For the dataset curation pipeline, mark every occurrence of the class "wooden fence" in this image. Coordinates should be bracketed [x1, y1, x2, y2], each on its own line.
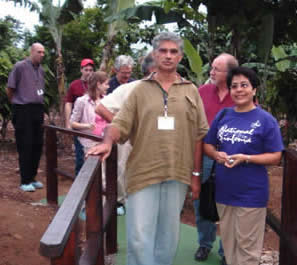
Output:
[265, 149, 297, 265]
[279, 149, 297, 264]
[40, 125, 118, 265]
[39, 124, 297, 265]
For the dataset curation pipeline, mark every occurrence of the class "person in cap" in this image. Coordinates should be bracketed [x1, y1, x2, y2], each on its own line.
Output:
[64, 58, 95, 175]
[6, 43, 45, 192]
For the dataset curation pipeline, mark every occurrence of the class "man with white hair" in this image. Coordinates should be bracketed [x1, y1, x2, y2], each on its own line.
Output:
[6, 43, 45, 192]
[87, 32, 208, 265]
[107, 55, 135, 94]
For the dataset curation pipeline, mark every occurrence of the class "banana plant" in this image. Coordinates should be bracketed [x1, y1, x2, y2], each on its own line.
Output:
[183, 38, 203, 85]
[38, 0, 83, 105]
[100, 0, 135, 71]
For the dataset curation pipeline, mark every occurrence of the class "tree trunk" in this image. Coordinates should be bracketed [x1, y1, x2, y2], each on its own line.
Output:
[56, 50, 66, 127]
[99, 39, 114, 72]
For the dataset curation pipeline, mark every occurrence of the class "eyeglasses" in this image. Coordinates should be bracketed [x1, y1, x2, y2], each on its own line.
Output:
[210, 67, 227, 73]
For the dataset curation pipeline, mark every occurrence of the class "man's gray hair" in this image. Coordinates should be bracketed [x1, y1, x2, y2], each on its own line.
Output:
[152, 32, 184, 53]
[114, 55, 135, 71]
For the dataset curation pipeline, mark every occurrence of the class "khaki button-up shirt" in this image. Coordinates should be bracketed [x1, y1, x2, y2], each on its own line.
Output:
[112, 74, 209, 194]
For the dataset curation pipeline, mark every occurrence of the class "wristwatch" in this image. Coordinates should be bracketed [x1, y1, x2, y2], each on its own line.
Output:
[192, 171, 201, 177]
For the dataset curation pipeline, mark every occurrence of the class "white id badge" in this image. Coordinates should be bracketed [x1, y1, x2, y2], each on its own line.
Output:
[158, 116, 175, 130]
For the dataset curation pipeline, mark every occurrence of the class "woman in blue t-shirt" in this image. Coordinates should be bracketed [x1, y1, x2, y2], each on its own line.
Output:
[203, 66, 284, 265]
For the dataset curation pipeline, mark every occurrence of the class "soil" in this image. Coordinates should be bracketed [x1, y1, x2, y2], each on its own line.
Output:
[0, 121, 282, 265]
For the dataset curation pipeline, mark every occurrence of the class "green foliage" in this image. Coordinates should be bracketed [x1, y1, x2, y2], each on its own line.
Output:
[268, 70, 297, 145]
[105, 1, 191, 27]
[263, 44, 297, 144]
[271, 46, 291, 72]
[62, 7, 107, 81]
[183, 38, 203, 84]
[0, 53, 13, 104]
[0, 16, 28, 138]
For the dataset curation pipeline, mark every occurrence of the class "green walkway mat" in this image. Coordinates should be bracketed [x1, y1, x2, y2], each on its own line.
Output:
[116, 216, 221, 265]
[41, 196, 221, 264]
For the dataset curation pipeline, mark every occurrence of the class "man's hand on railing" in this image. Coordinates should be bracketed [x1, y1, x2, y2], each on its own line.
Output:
[86, 143, 112, 161]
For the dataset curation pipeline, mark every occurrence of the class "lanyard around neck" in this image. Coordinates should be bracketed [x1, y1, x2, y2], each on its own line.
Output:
[156, 82, 169, 117]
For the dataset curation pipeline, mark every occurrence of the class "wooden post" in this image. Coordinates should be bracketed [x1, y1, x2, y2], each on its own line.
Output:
[86, 162, 104, 265]
[46, 127, 58, 205]
[280, 149, 297, 265]
[51, 220, 79, 265]
[105, 145, 118, 254]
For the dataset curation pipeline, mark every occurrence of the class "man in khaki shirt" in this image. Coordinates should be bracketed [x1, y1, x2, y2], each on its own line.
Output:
[87, 32, 208, 265]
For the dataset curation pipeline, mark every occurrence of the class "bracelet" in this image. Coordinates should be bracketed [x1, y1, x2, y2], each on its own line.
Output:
[246, 155, 251, 164]
[192, 171, 200, 177]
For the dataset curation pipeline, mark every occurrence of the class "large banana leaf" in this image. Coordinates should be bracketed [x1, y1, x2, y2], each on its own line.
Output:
[107, 0, 135, 35]
[99, 0, 135, 70]
[105, 4, 190, 27]
[271, 46, 290, 72]
[257, 13, 274, 64]
[183, 38, 203, 84]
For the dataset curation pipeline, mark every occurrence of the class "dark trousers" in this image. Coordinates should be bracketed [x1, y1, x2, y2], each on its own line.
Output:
[74, 136, 84, 175]
[12, 104, 44, 185]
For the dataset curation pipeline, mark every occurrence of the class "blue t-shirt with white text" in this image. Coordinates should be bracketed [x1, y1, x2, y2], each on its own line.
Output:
[204, 107, 284, 207]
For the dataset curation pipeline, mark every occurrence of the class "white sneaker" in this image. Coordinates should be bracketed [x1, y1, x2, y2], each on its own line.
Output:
[20, 184, 36, 192]
[117, 205, 125, 216]
[31, 181, 44, 189]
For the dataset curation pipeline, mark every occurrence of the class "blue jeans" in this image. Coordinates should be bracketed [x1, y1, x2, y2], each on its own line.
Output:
[194, 155, 224, 257]
[126, 180, 188, 265]
[74, 136, 84, 176]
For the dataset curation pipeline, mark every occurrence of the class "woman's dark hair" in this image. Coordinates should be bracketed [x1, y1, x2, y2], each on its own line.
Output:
[226, 66, 260, 90]
[88, 71, 108, 101]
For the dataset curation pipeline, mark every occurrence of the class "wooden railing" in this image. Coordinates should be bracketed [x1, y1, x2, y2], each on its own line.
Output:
[280, 149, 297, 264]
[40, 125, 297, 265]
[40, 125, 118, 265]
[265, 149, 297, 265]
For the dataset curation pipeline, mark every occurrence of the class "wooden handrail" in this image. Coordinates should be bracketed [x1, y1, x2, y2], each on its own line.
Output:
[40, 125, 117, 265]
[44, 124, 104, 141]
[40, 156, 101, 257]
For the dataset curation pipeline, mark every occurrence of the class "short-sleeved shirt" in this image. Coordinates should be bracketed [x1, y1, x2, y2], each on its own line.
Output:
[70, 94, 107, 151]
[65, 79, 88, 104]
[204, 107, 284, 208]
[7, 59, 45, 104]
[100, 80, 141, 113]
[107, 76, 134, 94]
[199, 84, 234, 125]
[111, 74, 209, 194]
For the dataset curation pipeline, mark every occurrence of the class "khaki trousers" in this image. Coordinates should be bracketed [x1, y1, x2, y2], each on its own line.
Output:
[117, 141, 132, 203]
[216, 203, 266, 265]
